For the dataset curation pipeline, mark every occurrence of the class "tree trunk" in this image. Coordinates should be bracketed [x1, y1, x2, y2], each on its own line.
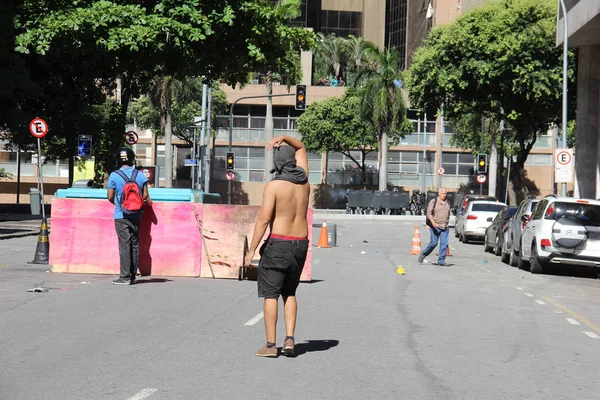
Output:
[265, 71, 274, 182]
[164, 110, 173, 188]
[321, 152, 328, 184]
[489, 132, 498, 197]
[378, 133, 388, 191]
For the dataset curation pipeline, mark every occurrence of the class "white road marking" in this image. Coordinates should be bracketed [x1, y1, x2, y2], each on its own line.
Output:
[583, 331, 599, 339]
[244, 312, 264, 326]
[535, 300, 546, 305]
[566, 318, 580, 325]
[554, 310, 563, 314]
[485, 269, 491, 273]
[313, 259, 321, 265]
[127, 388, 158, 400]
[515, 287, 524, 291]
[524, 293, 534, 297]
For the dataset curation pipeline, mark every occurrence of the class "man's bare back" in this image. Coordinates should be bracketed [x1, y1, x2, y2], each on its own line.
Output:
[268, 180, 310, 238]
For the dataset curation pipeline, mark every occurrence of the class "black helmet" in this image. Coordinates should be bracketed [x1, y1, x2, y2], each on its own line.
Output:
[118, 146, 135, 165]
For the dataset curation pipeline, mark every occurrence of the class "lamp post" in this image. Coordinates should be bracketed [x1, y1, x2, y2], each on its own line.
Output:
[559, 0, 568, 197]
[228, 93, 295, 204]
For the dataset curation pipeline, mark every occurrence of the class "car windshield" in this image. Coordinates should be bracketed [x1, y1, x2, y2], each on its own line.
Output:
[471, 203, 505, 213]
[545, 202, 600, 227]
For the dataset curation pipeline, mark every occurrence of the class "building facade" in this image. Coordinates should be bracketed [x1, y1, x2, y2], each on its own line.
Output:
[0, 0, 560, 206]
[557, 0, 600, 199]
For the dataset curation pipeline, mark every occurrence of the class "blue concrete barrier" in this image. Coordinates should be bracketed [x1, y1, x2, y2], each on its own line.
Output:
[54, 188, 221, 203]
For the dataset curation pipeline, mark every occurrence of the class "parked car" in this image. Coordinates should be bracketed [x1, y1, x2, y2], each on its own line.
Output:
[484, 205, 518, 256]
[454, 195, 498, 237]
[501, 196, 539, 265]
[519, 196, 600, 274]
[455, 200, 507, 244]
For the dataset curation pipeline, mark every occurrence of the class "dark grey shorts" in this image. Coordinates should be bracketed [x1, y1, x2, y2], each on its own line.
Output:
[257, 238, 309, 298]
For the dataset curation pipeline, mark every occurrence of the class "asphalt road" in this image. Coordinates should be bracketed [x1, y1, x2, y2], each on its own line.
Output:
[0, 219, 598, 400]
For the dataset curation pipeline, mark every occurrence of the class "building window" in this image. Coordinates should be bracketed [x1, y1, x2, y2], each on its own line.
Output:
[386, 0, 408, 69]
[320, 10, 362, 37]
[525, 154, 552, 166]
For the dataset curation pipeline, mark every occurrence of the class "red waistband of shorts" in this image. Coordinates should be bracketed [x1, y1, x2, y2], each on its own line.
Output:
[270, 234, 308, 241]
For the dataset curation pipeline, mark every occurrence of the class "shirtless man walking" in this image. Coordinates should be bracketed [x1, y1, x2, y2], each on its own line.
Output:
[245, 135, 310, 358]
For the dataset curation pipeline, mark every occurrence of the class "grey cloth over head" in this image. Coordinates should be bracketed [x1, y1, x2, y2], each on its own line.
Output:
[270, 145, 307, 184]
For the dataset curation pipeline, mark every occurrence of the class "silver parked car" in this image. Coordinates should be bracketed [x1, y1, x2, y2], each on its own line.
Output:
[501, 196, 539, 266]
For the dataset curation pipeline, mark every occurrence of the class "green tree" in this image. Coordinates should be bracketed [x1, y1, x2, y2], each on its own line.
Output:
[354, 48, 412, 191]
[14, 0, 315, 182]
[296, 91, 378, 184]
[407, 0, 576, 202]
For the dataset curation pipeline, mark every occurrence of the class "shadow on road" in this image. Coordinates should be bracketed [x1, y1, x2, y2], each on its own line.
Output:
[538, 265, 600, 280]
[294, 339, 339, 356]
[302, 279, 324, 284]
[134, 278, 173, 284]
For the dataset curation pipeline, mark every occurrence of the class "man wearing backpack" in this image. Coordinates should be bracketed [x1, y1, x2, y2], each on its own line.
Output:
[107, 147, 152, 285]
[418, 188, 451, 266]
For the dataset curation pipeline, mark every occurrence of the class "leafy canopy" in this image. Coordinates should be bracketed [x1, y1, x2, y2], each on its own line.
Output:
[297, 90, 377, 158]
[16, 0, 315, 88]
[407, 0, 575, 165]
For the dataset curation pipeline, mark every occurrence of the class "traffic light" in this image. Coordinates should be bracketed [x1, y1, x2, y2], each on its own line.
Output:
[226, 152, 235, 170]
[295, 84, 306, 110]
[476, 154, 488, 174]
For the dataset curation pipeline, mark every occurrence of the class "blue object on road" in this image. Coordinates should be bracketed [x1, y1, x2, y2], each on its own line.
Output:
[483, 259, 488, 263]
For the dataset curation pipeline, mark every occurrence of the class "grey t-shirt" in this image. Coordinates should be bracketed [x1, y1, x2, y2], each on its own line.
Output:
[426, 198, 451, 229]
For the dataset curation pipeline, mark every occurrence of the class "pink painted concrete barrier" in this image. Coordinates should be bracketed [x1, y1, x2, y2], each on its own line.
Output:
[200, 204, 312, 281]
[50, 198, 202, 277]
[49, 198, 312, 281]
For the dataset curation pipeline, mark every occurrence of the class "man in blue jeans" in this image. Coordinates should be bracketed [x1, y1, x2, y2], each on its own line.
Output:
[418, 188, 451, 266]
[107, 147, 152, 285]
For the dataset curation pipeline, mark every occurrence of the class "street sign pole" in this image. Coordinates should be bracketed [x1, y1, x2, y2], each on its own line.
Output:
[30, 118, 48, 220]
[37, 138, 45, 220]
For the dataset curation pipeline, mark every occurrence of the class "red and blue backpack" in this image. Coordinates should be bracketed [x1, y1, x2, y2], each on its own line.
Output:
[115, 169, 144, 214]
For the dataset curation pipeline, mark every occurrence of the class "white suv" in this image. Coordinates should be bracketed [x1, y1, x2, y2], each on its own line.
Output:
[519, 196, 600, 273]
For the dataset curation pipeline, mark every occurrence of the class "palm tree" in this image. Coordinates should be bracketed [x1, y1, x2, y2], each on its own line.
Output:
[314, 33, 346, 81]
[354, 48, 410, 191]
[345, 35, 377, 85]
[150, 76, 191, 188]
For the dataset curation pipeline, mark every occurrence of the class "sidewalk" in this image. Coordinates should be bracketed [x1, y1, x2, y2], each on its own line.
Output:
[0, 214, 47, 240]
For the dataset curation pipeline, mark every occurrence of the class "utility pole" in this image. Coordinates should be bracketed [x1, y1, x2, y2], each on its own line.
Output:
[198, 83, 208, 190]
[480, 116, 485, 195]
[438, 106, 444, 191]
[204, 86, 212, 193]
[559, 0, 569, 197]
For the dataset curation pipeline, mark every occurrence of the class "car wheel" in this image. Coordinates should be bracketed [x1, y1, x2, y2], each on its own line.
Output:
[517, 242, 529, 270]
[494, 236, 501, 256]
[530, 244, 546, 274]
[509, 248, 516, 267]
[484, 233, 491, 252]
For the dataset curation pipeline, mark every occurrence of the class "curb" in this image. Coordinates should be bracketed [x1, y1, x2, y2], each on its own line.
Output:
[0, 231, 39, 240]
[313, 214, 457, 223]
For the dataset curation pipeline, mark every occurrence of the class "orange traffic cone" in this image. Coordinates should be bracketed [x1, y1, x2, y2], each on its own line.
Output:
[410, 226, 421, 255]
[437, 246, 453, 256]
[317, 220, 331, 248]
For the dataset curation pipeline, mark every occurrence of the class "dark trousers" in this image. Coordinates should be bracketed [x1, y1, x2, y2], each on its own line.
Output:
[115, 218, 140, 280]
